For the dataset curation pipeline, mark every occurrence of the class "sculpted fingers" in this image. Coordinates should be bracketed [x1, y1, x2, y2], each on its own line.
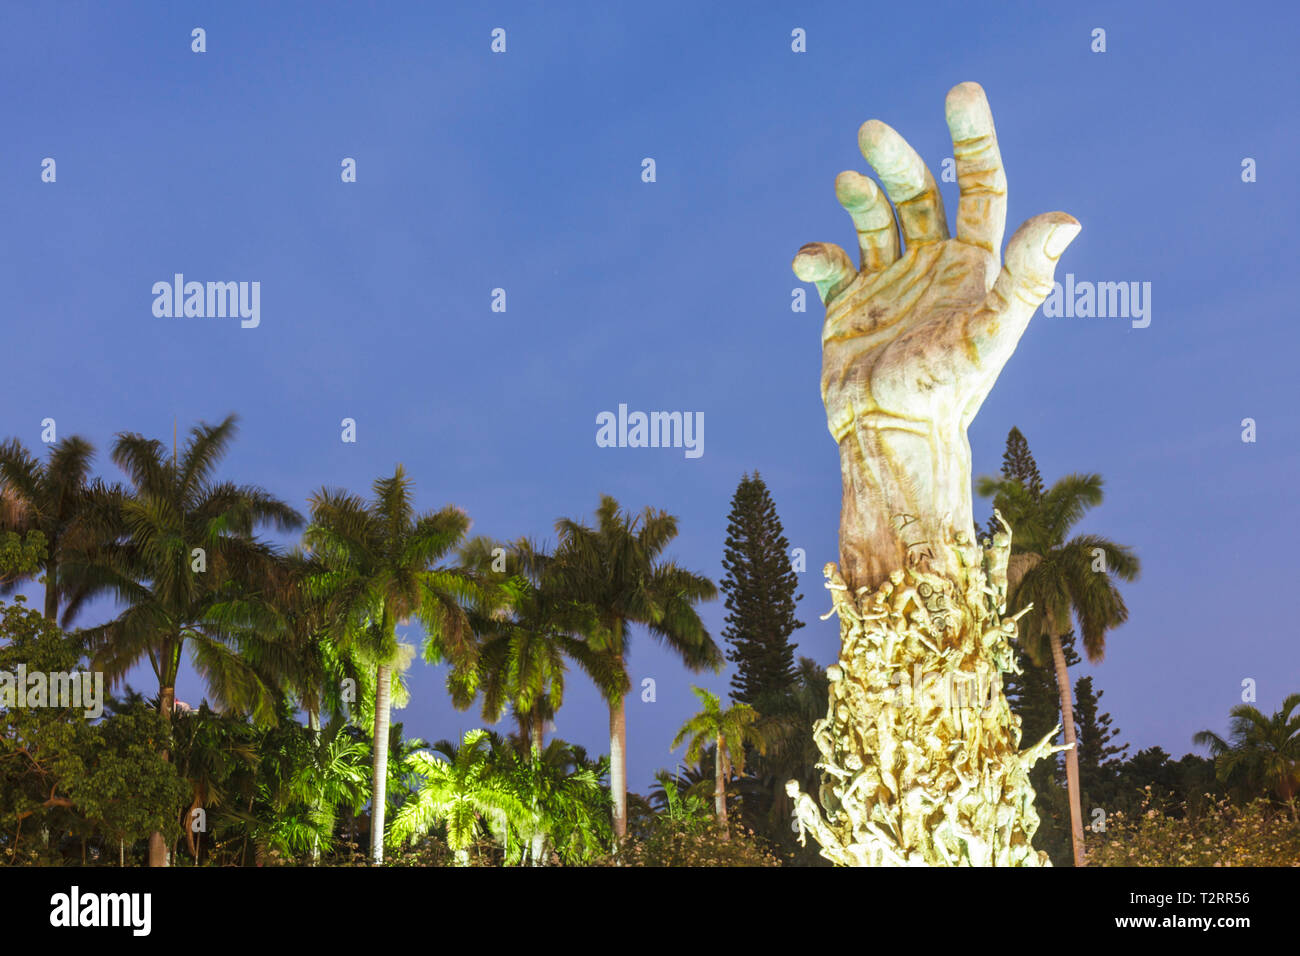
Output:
[945, 82, 1007, 256]
[964, 212, 1080, 368]
[858, 120, 949, 248]
[835, 170, 900, 274]
[793, 241, 857, 304]
[995, 212, 1080, 313]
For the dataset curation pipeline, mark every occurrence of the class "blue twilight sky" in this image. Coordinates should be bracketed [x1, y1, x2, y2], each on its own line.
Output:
[2, 1, 1297, 794]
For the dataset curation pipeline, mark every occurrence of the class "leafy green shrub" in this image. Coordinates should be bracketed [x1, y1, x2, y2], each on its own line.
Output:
[1088, 790, 1300, 866]
[593, 821, 781, 867]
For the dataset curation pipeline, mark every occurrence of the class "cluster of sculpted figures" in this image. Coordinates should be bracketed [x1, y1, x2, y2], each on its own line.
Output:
[789, 512, 1065, 866]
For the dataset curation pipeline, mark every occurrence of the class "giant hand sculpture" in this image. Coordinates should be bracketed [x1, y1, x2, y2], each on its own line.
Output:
[793, 82, 1078, 592]
[787, 84, 1077, 866]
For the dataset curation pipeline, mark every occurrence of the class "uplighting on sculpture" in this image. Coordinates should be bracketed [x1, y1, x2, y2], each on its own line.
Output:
[788, 83, 1078, 866]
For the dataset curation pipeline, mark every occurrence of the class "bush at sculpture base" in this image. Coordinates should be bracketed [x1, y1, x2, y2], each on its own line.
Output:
[593, 823, 782, 867]
[1087, 793, 1300, 867]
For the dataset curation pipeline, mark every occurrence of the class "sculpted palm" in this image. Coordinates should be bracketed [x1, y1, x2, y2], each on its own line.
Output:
[794, 82, 1080, 590]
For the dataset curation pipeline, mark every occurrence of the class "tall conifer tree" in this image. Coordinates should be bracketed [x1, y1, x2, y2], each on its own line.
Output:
[1075, 675, 1128, 811]
[1000, 426, 1044, 500]
[719, 473, 803, 706]
[984, 426, 1044, 538]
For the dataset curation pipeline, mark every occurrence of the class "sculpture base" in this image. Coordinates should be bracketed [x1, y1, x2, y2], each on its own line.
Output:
[789, 538, 1062, 866]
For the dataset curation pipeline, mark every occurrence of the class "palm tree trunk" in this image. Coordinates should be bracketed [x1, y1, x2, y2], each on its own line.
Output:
[528, 825, 545, 866]
[715, 734, 729, 839]
[609, 692, 628, 841]
[184, 794, 201, 858]
[43, 556, 58, 622]
[308, 708, 322, 865]
[531, 704, 544, 753]
[148, 684, 175, 868]
[1049, 630, 1086, 866]
[370, 663, 392, 864]
[242, 794, 254, 865]
[530, 703, 545, 866]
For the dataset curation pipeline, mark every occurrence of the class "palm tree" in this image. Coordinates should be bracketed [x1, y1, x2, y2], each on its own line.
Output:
[388, 729, 531, 865]
[272, 715, 371, 862]
[458, 537, 614, 751]
[304, 466, 479, 863]
[250, 550, 378, 864]
[254, 550, 369, 731]
[78, 415, 302, 866]
[171, 705, 258, 862]
[0, 435, 119, 622]
[489, 735, 611, 865]
[247, 548, 403, 865]
[977, 472, 1139, 867]
[650, 767, 714, 831]
[550, 495, 722, 840]
[671, 686, 765, 837]
[1194, 694, 1300, 821]
[534, 740, 611, 864]
[458, 537, 620, 864]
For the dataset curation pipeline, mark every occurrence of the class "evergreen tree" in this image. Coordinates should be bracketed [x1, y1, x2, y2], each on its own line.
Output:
[1000, 426, 1044, 500]
[719, 473, 803, 706]
[1074, 675, 1128, 815]
[984, 426, 1044, 537]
